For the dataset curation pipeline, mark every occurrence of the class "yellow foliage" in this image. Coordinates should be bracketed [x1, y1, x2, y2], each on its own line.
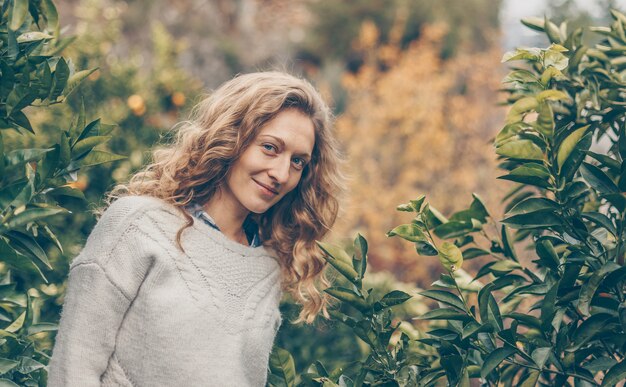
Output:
[333, 24, 508, 286]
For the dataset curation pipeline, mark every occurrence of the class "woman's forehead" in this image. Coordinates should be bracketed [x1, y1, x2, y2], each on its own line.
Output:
[257, 109, 315, 155]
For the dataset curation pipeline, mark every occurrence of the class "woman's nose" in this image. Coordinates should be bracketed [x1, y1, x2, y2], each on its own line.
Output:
[268, 157, 291, 184]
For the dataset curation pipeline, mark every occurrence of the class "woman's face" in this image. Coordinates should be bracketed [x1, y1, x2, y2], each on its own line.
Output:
[224, 108, 316, 215]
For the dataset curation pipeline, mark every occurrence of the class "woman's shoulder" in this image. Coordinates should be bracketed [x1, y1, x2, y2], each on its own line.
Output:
[101, 195, 182, 224]
[87, 195, 182, 243]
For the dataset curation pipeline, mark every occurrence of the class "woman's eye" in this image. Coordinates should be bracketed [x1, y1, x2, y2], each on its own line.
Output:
[262, 144, 277, 152]
[292, 158, 306, 169]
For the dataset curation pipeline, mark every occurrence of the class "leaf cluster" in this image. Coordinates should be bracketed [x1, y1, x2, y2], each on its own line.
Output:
[0, 0, 123, 384]
[273, 9, 626, 387]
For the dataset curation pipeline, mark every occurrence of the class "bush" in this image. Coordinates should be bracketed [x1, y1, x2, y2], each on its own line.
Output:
[269, 10, 626, 387]
[0, 0, 121, 384]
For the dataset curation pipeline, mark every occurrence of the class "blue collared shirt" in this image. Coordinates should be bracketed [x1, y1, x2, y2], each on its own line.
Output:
[185, 202, 262, 247]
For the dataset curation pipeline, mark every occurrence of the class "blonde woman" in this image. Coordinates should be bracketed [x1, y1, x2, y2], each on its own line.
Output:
[48, 71, 344, 386]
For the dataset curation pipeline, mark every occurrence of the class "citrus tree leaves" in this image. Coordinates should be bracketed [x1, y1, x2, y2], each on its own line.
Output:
[0, 1, 124, 384]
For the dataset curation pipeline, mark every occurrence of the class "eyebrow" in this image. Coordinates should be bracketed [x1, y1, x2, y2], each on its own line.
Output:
[259, 134, 312, 159]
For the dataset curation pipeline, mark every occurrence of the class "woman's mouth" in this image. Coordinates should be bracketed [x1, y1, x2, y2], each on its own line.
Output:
[253, 179, 279, 196]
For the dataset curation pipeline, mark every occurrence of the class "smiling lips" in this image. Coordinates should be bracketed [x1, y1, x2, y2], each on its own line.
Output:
[253, 179, 279, 196]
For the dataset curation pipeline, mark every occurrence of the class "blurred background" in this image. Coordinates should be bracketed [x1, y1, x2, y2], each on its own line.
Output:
[10, 0, 626, 373]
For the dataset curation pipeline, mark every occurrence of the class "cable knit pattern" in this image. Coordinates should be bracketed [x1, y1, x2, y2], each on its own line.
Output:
[47, 195, 283, 387]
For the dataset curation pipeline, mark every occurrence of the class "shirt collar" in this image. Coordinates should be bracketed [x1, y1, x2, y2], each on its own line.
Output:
[185, 202, 262, 247]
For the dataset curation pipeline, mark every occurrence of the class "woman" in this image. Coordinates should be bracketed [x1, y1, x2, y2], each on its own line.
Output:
[48, 71, 345, 386]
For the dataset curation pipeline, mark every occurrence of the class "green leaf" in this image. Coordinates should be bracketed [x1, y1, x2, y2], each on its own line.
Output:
[4, 312, 25, 333]
[9, 111, 33, 134]
[561, 132, 592, 181]
[6, 86, 37, 116]
[42, 224, 63, 253]
[462, 247, 490, 259]
[16, 31, 53, 44]
[433, 220, 476, 239]
[325, 287, 369, 312]
[602, 266, 626, 289]
[74, 150, 125, 169]
[544, 17, 563, 43]
[539, 67, 563, 85]
[418, 308, 472, 322]
[502, 48, 541, 63]
[502, 211, 561, 229]
[7, 231, 52, 270]
[520, 370, 540, 387]
[535, 102, 554, 136]
[415, 240, 438, 256]
[619, 125, 626, 163]
[5, 148, 51, 167]
[59, 132, 71, 168]
[489, 260, 522, 273]
[379, 290, 412, 308]
[504, 313, 542, 330]
[481, 347, 517, 378]
[5, 207, 67, 229]
[601, 359, 626, 386]
[41, 0, 59, 32]
[521, 17, 545, 32]
[269, 347, 296, 387]
[438, 241, 463, 272]
[419, 290, 465, 311]
[569, 313, 613, 352]
[49, 58, 69, 101]
[535, 238, 560, 271]
[536, 89, 569, 102]
[353, 233, 367, 278]
[0, 358, 19, 374]
[579, 263, 621, 316]
[506, 197, 559, 216]
[64, 68, 98, 99]
[531, 347, 551, 368]
[506, 97, 538, 124]
[478, 283, 504, 331]
[39, 144, 59, 180]
[503, 69, 540, 85]
[584, 357, 617, 374]
[495, 122, 532, 147]
[581, 212, 617, 236]
[557, 126, 589, 171]
[9, 0, 28, 31]
[317, 242, 360, 284]
[25, 322, 57, 336]
[72, 119, 102, 145]
[461, 322, 493, 340]
[586, 151, 620, 174]
[387, 223, 426, 242]
[71, 136, 111, 159]
[540, 283, 558, 333]
[469, 193, 490, 221]
[496, 140, 544, 161]
[580, 162, 619, 194]
[501, 225, 518, 261]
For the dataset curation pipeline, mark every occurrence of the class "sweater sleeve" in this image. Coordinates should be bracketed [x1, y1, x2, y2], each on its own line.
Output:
[47, 197, 157, 387]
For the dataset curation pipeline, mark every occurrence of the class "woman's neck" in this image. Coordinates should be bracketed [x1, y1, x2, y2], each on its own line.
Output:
[201, 190, 250, 244]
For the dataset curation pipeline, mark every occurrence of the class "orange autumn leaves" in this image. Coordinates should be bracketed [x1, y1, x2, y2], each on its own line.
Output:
[333, 23, 508, 286]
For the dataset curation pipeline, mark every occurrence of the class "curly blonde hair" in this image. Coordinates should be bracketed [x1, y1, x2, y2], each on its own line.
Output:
[109, 71, 345, 323]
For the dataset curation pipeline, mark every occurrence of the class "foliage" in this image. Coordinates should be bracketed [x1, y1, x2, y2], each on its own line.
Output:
[0, 0, 121, 384]
[17, 0, 203, 332]
[302, 0, 501, 66]
[270, 10, 626, 387]
[275, 270, 430, 376]
[332, 23, 505, 286]
[270, 236, 437, 387]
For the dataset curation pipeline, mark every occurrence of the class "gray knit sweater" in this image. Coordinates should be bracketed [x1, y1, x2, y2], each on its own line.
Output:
[47, 195, 283, 386]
